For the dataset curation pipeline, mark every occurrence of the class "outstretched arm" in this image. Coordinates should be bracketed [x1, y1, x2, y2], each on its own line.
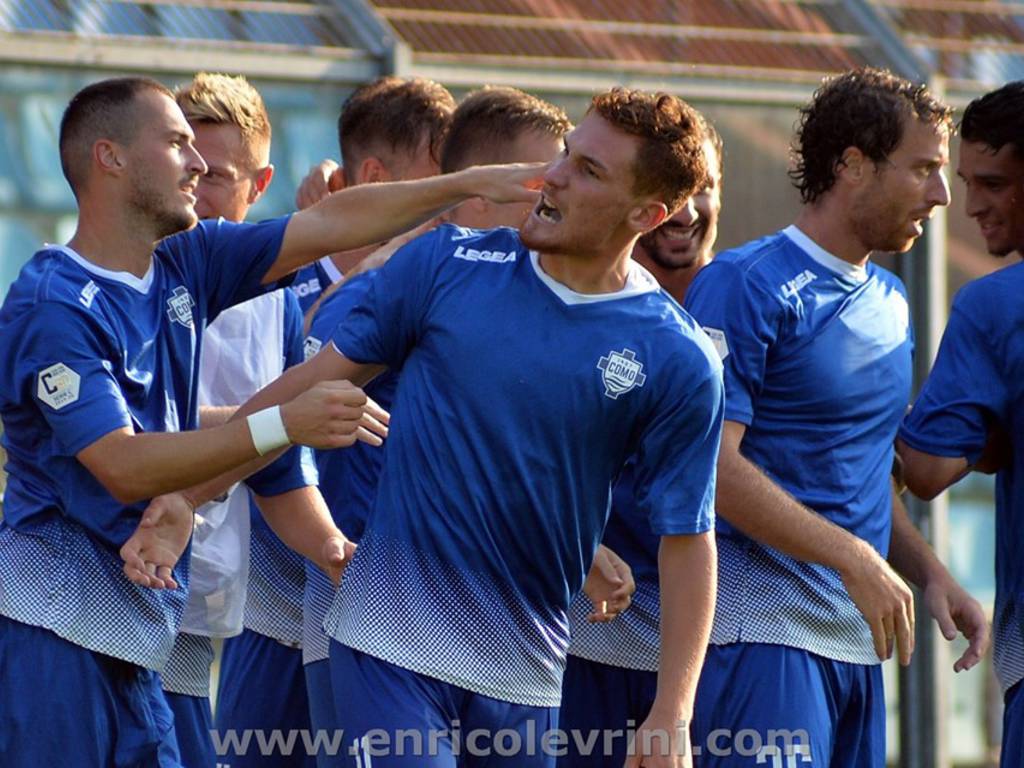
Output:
[264, 163, 543, 283]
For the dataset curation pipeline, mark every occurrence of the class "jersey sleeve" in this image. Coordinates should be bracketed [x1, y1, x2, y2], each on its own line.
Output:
[684, 261, 782, 426]
[14, 301, 133, 456]
[330, 230, 442, 369]
[167, 216, 292, 320]
[633, 354, 724, 536]
[899, 293, 1006, 463]
[281, 288, 305, 370]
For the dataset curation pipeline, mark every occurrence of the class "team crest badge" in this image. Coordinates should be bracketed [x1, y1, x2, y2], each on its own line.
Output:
[166, 286, 196, 329]
[597, 348, 647, 400]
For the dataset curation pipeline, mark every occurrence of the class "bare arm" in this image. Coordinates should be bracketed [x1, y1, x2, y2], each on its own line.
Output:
[252, 485, 355, 585]
[198, 405, 237, 429]
[897, 438, 969, 501]
[628, 532, 716, 768]
[717, 420, 915, 664]
[264, 163, 543, 284]
[887, 483, 989, 672]
[77, 348, 385, 506]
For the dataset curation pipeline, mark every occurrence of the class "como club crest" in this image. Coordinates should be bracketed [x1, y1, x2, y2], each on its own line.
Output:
[166, 285, 196, 329]
[597, 348, 647, 400]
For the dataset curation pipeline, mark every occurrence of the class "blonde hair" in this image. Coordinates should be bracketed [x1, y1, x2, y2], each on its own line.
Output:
[175, 72, 271, 166]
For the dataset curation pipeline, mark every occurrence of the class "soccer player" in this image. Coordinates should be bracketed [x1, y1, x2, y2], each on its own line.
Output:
[897, 81, 1024, 765]
[0, 75, 541, 768]
[631, 120, 722, 304]
[228, 87, 722, 768]
[684, 67, 986, 765]
[294, 76, 454, 763]
[558, 119, 723, 768]
[290, 76, 455, 314]
[155, 71, 320, 768]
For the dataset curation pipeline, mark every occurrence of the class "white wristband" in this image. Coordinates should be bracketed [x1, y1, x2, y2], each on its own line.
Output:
[246, 406, 291, 456]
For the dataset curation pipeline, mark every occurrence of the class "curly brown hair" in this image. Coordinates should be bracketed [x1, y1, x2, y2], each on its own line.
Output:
[789, 67, 952, 204]
[589, 88, 708, 214]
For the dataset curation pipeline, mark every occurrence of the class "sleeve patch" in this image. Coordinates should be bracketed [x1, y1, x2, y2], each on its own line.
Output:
[37, 363, 81, 410]
[303, 336, 323, 362]
[702, 327, 730, 360]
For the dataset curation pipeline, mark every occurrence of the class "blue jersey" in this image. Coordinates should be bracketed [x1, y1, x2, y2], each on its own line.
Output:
[290, 256, 342, 314]
[322, 225, 723, 706]
[899, 261, 1024, 692]
[568, 460, 661, 671]
[243, 291, 312, 647]
[302, 274, 398, 664]
[0, 216, 290, 670]
[685, 225, 913, 665]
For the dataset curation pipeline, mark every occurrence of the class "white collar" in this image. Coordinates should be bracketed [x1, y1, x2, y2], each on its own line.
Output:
[49, 244, 155, 293]
[529, 251, 659, 305]
[782, 225, 868, 283]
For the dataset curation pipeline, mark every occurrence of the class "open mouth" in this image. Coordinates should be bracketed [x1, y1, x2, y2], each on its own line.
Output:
[535, 194, 562, 224]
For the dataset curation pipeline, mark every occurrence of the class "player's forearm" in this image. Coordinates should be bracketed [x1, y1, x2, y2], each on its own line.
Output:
[650, 533, 716, 723]
[716, 444, 869, 576]
[269, 166, 516, 283]
[198, 405, 238, 429]
[253, 485, 345, 574]
[80, 421, 263, 505]
[887, 484, 952, 591]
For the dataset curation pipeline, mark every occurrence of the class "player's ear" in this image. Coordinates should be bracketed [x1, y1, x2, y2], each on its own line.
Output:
[248, 164, 274, 204]
[359, 156, 392, 185]
[837, 147, 867, 184]
[628, 200, 668, 235]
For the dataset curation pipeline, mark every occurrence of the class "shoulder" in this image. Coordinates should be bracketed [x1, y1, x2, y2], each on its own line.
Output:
[427, 223, 523, 266]
[633, 290, 723, 383]
[953, 261, 1024, 314]
[1, 247, 104, 328]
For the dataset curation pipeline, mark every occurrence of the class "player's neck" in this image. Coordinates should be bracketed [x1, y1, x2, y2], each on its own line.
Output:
[537, 248, 632, 294]
[68, 203, 161, 279]
[634, 251, 711, 304]
[794, 204, 871, 269]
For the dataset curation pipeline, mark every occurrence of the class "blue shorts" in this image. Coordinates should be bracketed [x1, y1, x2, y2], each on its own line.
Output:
[1002, 681, 1024, 767]
[305, 658, 343, 767]
[330, 641, 559, 767]
[0, 615, 181, 768]
[215, 628, 315, 767]
[557, 654, 657, 767]
[165, 691, 215, 768]
[692, 643, 884, 768]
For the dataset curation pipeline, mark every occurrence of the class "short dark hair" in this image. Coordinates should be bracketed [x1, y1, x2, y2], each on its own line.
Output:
[588, 88, 708, 214]
[59, 76, 174, 197]
[338, 76, 455, 175]
[789, 67, 953, 204]
[960, 81, 1024, 158]
[440, 87, 571, 173]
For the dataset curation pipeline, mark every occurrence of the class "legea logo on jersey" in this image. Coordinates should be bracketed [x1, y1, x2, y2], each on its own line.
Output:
[597, 348, 647, 400]
[453, 245, 517, 264]
[79, 280, 100, 309]
[780, 269, 817, 299]
[304, 336, 322, 362]
[37, 362, 80, 410]
[292, 278, 321, 298]
[166, 286, 196, 329]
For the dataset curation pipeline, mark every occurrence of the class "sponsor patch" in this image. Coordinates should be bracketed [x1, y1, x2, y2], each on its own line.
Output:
[702, 327, 730, 360]
[37, 362, 81, 410]
[453, 245, 517, 264]
[304, 336, 323, 361]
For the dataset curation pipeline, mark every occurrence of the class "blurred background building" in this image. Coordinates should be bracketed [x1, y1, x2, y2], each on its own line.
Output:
[0, 2, 1018, 765]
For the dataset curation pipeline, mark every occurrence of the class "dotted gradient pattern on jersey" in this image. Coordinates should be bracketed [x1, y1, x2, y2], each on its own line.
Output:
[324, 532, 569, 707]
[161, 631, 215, 697]
[302, 559, 336, 665]
[0, 517, 187, 670]
[244, 520, 305, 646]
[993, 596, 1024, 693]
[711, 535, 878, 665]
[567, 578, 660, 672]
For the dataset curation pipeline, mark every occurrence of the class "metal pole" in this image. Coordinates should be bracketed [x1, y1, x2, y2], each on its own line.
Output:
[895, 111, 951, 767]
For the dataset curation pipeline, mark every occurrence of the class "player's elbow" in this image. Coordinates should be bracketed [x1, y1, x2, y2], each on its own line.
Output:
[904, 473, 944, 502]
[91, 463, 153, 505]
